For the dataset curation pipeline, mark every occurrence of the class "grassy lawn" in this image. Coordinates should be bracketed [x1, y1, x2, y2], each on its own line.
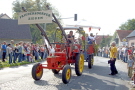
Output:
[0, 59, 44, 68]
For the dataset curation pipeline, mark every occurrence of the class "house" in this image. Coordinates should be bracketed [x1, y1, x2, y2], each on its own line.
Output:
[96, 35, 110, 45]
[0, 19, 32, 44]
[127, 30, 135, 46]
[0, 13, 11, 19]
[115, 30, 132, 46]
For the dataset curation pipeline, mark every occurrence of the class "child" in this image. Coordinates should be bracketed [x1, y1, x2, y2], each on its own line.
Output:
[131, 51, 135, 81]
[29, 54, 34, 62]
[127, 55, 134, 78]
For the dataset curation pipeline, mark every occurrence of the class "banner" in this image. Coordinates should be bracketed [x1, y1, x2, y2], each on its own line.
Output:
[18, 10, 52, 24]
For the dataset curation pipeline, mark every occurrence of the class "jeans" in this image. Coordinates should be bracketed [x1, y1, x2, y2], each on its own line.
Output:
[9, 53, 12, 64]
[40, 52, 44, 59]
[18, 53, 23, 62]
[43, 52, 48, 59]
[120, 54, 123, 60]
[35, 51, 39, 60]
[123, 56, 128, 62]
[27, 55, 30, 62]
[14, 53, 19, 63]
[2, 52, 6, 62]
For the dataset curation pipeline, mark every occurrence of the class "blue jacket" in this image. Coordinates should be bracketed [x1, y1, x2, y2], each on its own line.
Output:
[1, 45, 7, 52]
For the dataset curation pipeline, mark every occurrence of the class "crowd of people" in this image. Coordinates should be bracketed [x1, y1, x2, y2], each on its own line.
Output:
[97, 45, 135, 62]
[0, 40, 48, 64]
[97, 43, 135, 80]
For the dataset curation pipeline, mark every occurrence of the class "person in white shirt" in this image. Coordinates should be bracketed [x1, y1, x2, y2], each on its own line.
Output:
[122, 46, 128, 62]
[88, 33, 98, 44]
[6, 44, 13, 64]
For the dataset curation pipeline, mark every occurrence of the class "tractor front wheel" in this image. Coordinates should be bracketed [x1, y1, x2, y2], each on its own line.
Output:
[62, 65, 71, 84]
[75, 53, 84, 76]
[32, 63, 43, 80]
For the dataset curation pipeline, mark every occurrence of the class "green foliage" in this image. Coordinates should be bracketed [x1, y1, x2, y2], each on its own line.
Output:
[12, 0, 61, 43]
[76, 28, 86, 50]
[119, 19, 135, 30]
[94, 44, 99, 55]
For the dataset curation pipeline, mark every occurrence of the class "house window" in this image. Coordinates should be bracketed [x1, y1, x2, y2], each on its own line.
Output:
[131, 42, 134, 46]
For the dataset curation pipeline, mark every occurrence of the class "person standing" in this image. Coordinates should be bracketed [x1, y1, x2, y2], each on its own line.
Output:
[1, 41, 7, 62]
[123, 46, 128, 63]
[128, 47, 133, 60]
[40, 45, 45, 60]
[26, 44, 31, 62]
[14, 43, 19, 63]
[127, 55, 134, 78]
[18, 42, 23, 62]
[87, 33, 97, 44]
[6, 44, 13, 64]
[109, 41, 118, 75]
[34, 44, 39, 60]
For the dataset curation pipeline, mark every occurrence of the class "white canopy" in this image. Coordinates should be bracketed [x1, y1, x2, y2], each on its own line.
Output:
[66, 19, 101, 30]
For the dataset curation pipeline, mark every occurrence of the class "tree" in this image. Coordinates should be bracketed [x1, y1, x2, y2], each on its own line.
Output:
[12, 0, 61, 43]
[100, 35, 112, 48]
[119, 19, 135, 30]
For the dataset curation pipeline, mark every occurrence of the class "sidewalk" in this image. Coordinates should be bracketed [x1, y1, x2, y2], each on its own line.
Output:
[102, 56, 135, 90]
[116, 59, 135, 89]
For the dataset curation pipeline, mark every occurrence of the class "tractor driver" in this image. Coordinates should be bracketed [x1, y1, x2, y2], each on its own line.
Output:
[67, 31, 74, 44]
[67, 31, 75, 57]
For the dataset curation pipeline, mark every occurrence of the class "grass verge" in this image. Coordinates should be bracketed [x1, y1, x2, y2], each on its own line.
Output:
[0, 59, 44, 68]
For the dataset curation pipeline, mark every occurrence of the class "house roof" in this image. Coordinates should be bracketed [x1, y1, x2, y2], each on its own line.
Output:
[0, 13, 11, 19]
[96, 35, 109, 45]
[0, 19, 32, 40]
[116, 30, 132, 41]
[127, 30, 135, 38]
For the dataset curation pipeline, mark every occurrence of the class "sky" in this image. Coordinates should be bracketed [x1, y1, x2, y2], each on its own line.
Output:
[1, 0, 135, 35]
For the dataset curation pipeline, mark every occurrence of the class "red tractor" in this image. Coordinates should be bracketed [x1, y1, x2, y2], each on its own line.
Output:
[32, 28, 84, 84]
[30, 6, 84, 84]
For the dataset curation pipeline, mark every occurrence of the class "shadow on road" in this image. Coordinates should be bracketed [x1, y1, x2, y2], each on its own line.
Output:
[34, 80, 48, 86]
[32, 57, 129, 90]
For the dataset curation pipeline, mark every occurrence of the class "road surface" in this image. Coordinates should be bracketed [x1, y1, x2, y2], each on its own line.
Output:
[0, 56, 131, 90]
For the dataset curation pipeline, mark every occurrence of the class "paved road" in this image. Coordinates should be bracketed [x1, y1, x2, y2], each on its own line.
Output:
[0, 56, 131, 90]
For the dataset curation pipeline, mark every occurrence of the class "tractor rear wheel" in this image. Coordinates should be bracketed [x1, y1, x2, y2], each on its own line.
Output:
[88, 55, 92, 69]
[32, 63, 43, 80]
[75, 53, 84, 76]
[52, 69, 60, 74]
[62, 65, 71, 84]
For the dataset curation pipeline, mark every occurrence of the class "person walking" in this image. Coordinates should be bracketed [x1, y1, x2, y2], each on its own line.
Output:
[109, 41, 118, 75]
